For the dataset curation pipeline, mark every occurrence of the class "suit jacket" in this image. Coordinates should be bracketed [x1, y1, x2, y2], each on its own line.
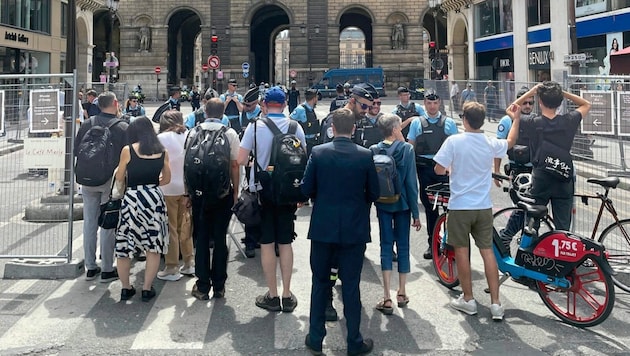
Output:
[301, 137, 379, 245]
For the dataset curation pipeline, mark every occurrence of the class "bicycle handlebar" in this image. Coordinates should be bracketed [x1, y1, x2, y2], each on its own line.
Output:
[492, 173, 510, 181]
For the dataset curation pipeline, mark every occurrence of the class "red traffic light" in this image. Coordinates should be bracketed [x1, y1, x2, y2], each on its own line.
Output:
[429, 41, 436, 48]
[211, 35, 218, 43]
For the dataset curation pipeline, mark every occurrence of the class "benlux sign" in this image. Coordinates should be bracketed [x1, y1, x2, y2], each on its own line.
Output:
[528, 46, 550, 69]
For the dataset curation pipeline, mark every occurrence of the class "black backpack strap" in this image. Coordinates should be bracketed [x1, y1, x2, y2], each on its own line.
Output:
[106, 118, 123, 129]
[287, 120, 298, 135]
[260, 117, 283, 136]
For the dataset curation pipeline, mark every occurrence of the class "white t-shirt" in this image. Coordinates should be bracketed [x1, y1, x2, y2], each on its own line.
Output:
[433, 132, 507, 210]
[157, 130, 187, 196]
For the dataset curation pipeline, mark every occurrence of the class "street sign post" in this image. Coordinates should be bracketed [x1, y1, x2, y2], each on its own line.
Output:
[29, 89, 62, 133]
[155, 66, 161, 100]
[154, 66, 161, 74]
[202, 63, 208, 72]
[581, 90, 614, 135]
[208, 55, 220, 70]
[290, 70, 297, 78]
[242, 62, 250, 71]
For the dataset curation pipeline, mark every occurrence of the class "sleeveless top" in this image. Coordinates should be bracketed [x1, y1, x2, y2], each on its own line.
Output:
[126, 145, 165, 187]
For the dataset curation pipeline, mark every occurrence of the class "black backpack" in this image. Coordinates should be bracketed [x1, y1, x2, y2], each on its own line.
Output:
[370, 141, 403, 204]
[184, 122, 232, 204]
[75, 118, 123, 186]
[257, 117, 308, 205]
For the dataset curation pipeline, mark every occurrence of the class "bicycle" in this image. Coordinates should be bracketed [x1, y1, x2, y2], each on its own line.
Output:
[430, 173, 616, 327]
[573, 176, 630, 293]
[426, 182, 457, 287]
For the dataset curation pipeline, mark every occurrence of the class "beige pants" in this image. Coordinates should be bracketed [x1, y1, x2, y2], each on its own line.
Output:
[164, 195, 194, 268]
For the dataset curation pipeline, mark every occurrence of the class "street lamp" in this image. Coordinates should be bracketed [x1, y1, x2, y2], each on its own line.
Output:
[106, 0, 119, 89]
[429, 0, 443, 79]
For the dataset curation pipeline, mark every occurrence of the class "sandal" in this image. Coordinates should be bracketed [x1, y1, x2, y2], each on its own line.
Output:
[376, 298, 394, 315]
[397, 294, 409, 308]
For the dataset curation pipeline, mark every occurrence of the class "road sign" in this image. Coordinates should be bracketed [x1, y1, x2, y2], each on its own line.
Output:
[29, 89, 62, 133]
[202, 63, 208, 72]
[563, 53, 587, 63]
[290, 70, 297, 78]
[243, 72, 249, 78]
[581, 91, 614, 135]
[208, 55, 220, 70]
[617, 91, 630, 137]
[154, 66, 161, 74]
[242, 62, 250, 71]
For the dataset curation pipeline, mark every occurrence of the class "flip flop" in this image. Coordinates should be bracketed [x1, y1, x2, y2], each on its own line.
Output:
[397, 294, 409, 308]
[376, 298, 394, 315]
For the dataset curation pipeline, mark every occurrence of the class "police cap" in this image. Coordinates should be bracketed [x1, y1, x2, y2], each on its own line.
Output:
[244, 87, 259, 103]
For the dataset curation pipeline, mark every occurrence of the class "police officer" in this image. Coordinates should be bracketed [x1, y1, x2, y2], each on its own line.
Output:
[329, 83, 348, 112]
[290, 88, 320, 156]
[354, 84, 384, 148]
[221, 79, 244, 126]
[287, 80, 300, 113]
[320, 84, 374, 144]
[406, 89, 458, 259]
[343, 82, 352, 97]
[394, 86, 426, 139]
[234, 87, 262, 138]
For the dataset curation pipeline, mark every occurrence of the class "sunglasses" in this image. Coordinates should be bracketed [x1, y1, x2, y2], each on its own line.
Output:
[372, 102, 382, 106]
[130, 100, 137, 103]
[522, 101, 534, 106]
[356, 102, 370, 110]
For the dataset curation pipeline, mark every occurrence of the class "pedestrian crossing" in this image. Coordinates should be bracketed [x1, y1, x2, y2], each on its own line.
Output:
[0, 218, 629, 355]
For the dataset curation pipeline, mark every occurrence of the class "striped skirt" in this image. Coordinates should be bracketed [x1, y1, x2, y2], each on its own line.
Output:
[115, 184, 169, 258]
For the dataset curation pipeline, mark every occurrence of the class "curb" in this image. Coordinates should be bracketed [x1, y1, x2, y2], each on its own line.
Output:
[0, 144, 23, 157]
[3, 258, 85, 279]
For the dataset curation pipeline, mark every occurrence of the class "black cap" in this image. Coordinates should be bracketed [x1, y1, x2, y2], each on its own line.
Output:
[354, 83, 379, 99]
[305, 89, 318, 100]
[244, 87, 259, 103]
[424, 88, 440, 100]
[351, 86, 374, 102]
[228, 78, 238, 85]
[169, 86, 180, 95]
[397, 86, 409, 94]
[336, 83, 344, 91]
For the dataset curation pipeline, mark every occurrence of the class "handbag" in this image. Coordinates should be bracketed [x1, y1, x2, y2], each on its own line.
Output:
[98, 169, 125, 229]
[232, 189, 261, 226]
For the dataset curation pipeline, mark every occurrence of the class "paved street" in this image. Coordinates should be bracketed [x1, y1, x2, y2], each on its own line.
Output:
[0, 98, 629, 355]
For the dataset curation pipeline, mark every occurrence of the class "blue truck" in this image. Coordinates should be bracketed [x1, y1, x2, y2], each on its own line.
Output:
[310, 67, 386, 99]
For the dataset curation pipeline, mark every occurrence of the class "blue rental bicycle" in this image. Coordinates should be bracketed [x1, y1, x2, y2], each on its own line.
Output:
[430, 173, 616, 327]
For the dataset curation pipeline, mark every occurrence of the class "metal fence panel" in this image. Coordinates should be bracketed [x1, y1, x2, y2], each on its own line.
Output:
[0, 73, 77, 261]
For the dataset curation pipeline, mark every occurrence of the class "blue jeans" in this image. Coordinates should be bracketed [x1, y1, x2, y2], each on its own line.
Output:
[81, 182, 116, 273]
[377, 209, 411, 273]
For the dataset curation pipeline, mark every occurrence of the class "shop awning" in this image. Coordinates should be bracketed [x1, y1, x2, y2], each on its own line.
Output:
[610, 46, 630, 75]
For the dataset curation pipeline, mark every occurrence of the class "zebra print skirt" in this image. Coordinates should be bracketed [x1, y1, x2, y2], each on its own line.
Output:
[115, 184, 169, 258]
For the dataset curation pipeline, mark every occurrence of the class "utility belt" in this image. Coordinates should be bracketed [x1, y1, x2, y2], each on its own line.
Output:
[416, 155, 436, 167]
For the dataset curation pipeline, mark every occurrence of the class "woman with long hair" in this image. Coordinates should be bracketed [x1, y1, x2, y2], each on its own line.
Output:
[114, 116, 171, 302]
[156, 110, 195, 281]
[611, 38, 619, 55]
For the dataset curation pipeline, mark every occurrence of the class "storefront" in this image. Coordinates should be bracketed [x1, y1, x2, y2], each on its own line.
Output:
[528, 45, 551, 83]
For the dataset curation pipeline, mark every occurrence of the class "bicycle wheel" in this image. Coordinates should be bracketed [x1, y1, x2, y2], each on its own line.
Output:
[536, 256, 615, 327]
[492, 207, 554, 257]
[598, 219, 630, 293]
[431, 213, 460, 288]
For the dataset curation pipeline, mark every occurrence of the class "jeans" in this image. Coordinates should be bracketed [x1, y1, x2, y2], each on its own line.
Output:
[82, 182, 116, 272]
[376, 209, 411, 273]
[163, 195, 194, 268]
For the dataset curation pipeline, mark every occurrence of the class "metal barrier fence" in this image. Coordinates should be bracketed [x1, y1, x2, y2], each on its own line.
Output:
[427, 76, 630, 238]
[0, 72, 78, 261]
[78, 82, 129, 104]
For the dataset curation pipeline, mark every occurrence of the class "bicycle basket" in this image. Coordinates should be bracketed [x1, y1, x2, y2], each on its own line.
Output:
[425, 182, 450, 207]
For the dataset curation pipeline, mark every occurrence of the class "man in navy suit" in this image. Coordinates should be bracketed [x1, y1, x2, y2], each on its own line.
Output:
[302, 107, 380, 356]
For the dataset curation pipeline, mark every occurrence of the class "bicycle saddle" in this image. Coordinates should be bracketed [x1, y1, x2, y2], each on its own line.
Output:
[586, 177, 620, 189]
[516, 201, 548, 219]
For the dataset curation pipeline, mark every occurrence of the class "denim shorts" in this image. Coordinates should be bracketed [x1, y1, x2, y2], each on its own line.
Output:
[446, 209, 493, 249]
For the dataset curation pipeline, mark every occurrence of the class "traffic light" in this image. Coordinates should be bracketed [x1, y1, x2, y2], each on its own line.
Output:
[428, 41, 436, 59]
[210, 35, 218, 55]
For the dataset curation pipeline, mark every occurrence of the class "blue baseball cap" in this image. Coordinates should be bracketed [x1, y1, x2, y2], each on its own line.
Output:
[264, 86, 286, 105]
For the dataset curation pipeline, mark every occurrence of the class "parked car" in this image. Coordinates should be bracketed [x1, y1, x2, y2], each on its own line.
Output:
[310, 67, 386, 98]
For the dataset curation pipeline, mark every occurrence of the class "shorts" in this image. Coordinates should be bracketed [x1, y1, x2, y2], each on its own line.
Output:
[446, 209, 493, 249]
[259, 203, 297, 245]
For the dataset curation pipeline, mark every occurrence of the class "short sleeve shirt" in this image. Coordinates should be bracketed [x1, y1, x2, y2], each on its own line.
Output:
[406, 114, 459, 143]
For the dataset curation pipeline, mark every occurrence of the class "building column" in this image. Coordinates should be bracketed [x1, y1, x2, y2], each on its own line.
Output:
[512, 0, 529, 84]
[549, 0, 570, 83]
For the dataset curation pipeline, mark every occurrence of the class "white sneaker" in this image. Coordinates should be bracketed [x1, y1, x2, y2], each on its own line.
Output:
[157, 268, 182, 281]
[450, 295, 478, 315]
[179, 265, 195, 276]
[490, 303, 504, 321]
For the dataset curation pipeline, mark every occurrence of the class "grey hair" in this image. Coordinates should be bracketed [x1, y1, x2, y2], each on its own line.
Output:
[378, 113, 402, 137]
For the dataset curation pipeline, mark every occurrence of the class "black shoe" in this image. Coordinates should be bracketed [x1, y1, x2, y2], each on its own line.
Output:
[120, 287, 136, 301]
[135, 253, 146, 262]
[100, 268, 119, 283]
[191, 283, 210, 300]
[275, 244, 280, 257]
[423, 247, 432, 260]
[213, 288, 225, 299]
[85, 267, 101, 281]
[141, 286, 156, 302]
[348, 339, 374, 356]
[304, 334, 323, 355]
[282, 293, 298, 312]
[255, 292, 281, 312]
[245, 247, 256, 258]
[325, 304, 338, 321]
[392, 249, 398, 262]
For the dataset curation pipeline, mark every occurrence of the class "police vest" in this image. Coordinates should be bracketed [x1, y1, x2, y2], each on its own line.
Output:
[126, 105, 142, 117]
[506, 113, 534, 164]
[299, 104, 320, 137]
[330, 95, 348, 112]
[320, 114, 334, 144]
[355, 113, 384, 148]
[396, 103, 419, 138]
[415, 115, 448, 158]
[224, 96, 239, 117]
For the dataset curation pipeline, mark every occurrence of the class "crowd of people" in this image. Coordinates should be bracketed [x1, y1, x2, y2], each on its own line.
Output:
[74, 79, 590, 355]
